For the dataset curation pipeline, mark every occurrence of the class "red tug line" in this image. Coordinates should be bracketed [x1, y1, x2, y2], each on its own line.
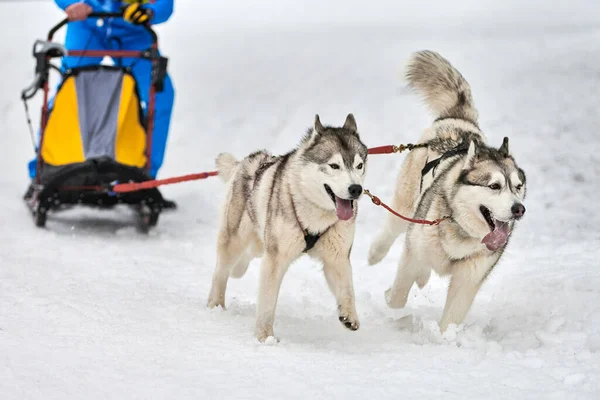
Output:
[58, 143, 447, 226]
[110, 145, 403, 193]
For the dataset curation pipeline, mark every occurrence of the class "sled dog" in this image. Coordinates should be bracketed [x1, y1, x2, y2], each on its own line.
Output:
[207, 114, 368, 342]
[368, 50, 527, 332]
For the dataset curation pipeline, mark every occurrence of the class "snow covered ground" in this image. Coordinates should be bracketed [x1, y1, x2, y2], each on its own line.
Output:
[1, 1, 600, 398]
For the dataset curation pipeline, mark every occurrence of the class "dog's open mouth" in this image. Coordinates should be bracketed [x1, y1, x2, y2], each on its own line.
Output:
[325, 184, 353, 221]
[480, 205, 510, 251]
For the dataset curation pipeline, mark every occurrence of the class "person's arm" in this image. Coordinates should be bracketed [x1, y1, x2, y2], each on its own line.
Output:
[146, 0, 174, 25]
[55, 0, 93, 21]
[54, 0, 84, 11]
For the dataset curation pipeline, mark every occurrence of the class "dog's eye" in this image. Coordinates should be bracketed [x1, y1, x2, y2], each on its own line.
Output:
[489, 183, 501, 190]
[356, 163, 363, 170]
[515, 184, 523, 190]
[329, 163, 340, 170]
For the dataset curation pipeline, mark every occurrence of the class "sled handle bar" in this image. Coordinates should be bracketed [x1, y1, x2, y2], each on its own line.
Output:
[21, 73, 42, 101]
[21, 41, 67, 101]
[48, 12, 158, 45]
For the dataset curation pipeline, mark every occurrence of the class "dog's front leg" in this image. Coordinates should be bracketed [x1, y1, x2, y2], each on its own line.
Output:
[438, 259, 487, 332]
[254, 251, 292, 343]
[321, 250, 360, 331]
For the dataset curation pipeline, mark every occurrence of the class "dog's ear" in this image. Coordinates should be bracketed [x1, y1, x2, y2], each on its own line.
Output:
[343, 113, 357, 132]
[498, 137, 510, 157]
[302, 114, 324, 148]
[314, 114, 325, 134]
[462, 140, 477, 170]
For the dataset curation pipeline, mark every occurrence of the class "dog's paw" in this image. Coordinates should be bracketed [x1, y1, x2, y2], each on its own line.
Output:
[255, 323, 276, 343]
[338, 313, 360, 331]
[255, 335, 280, 345]
[206, 297, 226, 309]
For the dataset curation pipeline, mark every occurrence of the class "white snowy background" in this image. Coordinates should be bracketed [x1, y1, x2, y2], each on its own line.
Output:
[1, 0, 600, 398]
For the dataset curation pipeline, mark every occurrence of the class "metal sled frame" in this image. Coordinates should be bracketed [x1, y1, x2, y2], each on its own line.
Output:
[22, 12, 169, 231]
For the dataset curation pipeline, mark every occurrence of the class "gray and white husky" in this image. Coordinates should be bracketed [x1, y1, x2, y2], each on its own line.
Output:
[368, 50, 527, 332]
[207, 114, 369, 342]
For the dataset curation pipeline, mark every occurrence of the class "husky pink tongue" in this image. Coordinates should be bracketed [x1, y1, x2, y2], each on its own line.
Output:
[335, 197, 353, 220]
[482, 220, 510, 251]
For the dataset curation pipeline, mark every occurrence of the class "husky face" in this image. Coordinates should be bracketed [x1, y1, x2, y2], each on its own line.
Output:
[298, 114, 368, 221]
[452, 138, 527, 251]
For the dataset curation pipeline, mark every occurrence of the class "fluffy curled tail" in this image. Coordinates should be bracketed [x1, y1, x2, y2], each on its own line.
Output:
[405, 50, 478, 124]
[215, 153, 239, 183]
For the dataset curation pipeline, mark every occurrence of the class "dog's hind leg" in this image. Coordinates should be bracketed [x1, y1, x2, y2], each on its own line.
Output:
[385, 248, 421, 309]
[321, 249, 360, 331]
[229, 248, 253, 279]
[207, 230, 245, 309]
[229, 235, 262, 278]
[367, 210, 408, 266]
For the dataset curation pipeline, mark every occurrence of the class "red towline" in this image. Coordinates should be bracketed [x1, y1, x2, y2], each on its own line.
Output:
[58, 143, 447, 226]
[108, 144, 406, 193]
[112, 171, 218, 193]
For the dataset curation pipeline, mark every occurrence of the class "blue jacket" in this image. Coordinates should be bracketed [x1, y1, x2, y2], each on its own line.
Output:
[54, 0, 174, 37]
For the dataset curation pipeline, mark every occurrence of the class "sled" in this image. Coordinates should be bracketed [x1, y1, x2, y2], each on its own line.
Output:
[21, 12, 169, 231]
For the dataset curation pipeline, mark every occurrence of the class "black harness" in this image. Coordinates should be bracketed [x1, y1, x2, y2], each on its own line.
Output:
[419, 142, 470, 191]
[289, 192, 332, 253]
[421, 142, 470, 177]
[302, 230, 323, 252]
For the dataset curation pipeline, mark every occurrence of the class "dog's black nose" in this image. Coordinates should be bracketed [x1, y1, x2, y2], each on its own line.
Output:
[348, 184, 363, 199]
[511, 203, 526, 218]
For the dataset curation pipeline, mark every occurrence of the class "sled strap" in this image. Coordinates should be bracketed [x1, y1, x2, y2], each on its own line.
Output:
[363, 189, 449, 226]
